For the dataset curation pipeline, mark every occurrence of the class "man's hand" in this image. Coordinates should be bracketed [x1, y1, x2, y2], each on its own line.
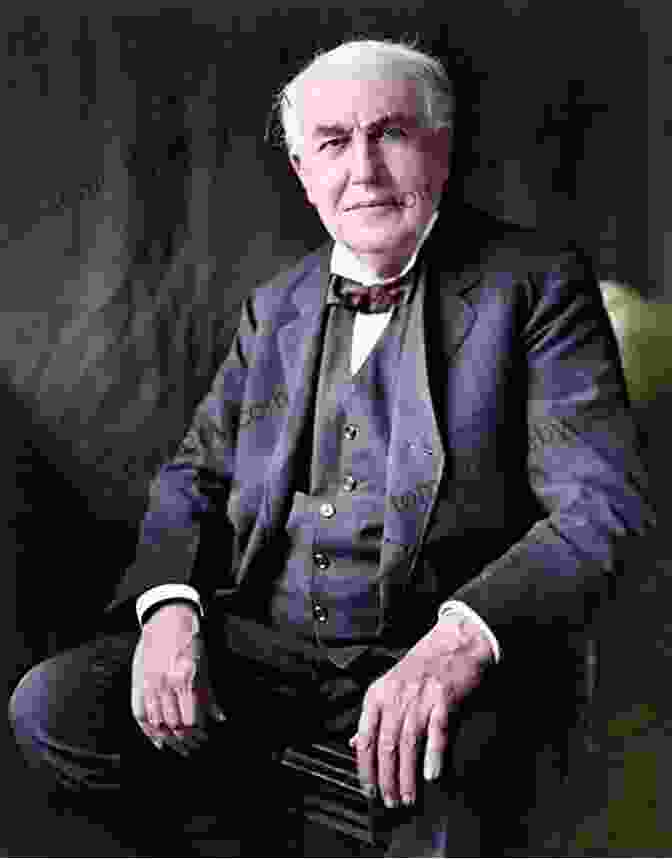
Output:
[131, 603, 225, 756]
[350, 617, 492, 808]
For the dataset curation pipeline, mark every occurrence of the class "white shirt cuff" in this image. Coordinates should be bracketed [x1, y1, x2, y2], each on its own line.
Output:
[437, 599, 501, 663]
[136, 584, 203, 627]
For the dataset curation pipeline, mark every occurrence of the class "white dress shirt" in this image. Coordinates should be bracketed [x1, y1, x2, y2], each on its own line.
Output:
[136, 210, 501, 662]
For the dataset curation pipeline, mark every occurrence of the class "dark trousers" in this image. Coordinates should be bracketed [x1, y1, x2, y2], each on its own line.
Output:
[8, 610, 572, 856]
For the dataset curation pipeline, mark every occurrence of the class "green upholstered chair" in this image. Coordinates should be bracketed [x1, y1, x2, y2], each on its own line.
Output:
[600, 281, 672, 407]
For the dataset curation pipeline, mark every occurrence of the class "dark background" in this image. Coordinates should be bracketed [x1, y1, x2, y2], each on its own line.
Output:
[1, 1, 670, 854]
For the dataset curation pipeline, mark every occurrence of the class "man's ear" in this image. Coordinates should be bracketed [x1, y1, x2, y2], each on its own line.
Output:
[429, 126, 453, 190]
[290, 153, 312, 200]
[435, 126, 453, 170]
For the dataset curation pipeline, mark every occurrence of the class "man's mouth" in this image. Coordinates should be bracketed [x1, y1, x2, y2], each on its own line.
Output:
[346, 198, 401, 211]
[345, 188, 432, 212]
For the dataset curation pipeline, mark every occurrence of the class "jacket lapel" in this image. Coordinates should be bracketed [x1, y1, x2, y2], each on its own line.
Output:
[265, 245, 331, 531]
[379, 226, 479, 622]
[235, 245, 331, 579]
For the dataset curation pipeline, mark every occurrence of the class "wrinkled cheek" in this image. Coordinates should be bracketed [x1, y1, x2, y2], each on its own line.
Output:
[313, 178, 343, 217]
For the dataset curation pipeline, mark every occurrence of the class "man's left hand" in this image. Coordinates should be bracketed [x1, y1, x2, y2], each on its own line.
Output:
[351, 617, 493, 808]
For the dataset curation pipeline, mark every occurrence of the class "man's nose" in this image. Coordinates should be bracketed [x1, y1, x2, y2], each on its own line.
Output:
[350, 137, 381, 184]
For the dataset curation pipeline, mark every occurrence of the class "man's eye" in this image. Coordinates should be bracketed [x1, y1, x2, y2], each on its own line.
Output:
[382, 126, 407, 140]
[319, 138, 347, 152]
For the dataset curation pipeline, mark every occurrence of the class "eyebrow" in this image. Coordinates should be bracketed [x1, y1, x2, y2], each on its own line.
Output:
[311, 112, 419, 140]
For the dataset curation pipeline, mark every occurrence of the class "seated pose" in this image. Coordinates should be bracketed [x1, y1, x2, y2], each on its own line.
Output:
[9, 39, 655, 856]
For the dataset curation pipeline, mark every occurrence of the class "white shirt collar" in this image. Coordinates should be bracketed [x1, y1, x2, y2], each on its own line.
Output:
[330, 210, 439, 287]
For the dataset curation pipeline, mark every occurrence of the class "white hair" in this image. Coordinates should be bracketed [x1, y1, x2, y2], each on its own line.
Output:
[277, 39, 454, 158]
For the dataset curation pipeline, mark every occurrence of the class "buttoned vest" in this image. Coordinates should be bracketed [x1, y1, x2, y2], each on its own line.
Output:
[269, 282, 415, 666]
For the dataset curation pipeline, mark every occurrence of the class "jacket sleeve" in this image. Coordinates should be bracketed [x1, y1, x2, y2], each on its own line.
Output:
[452, 249, 657, 638]
[106, 297, 257, 616]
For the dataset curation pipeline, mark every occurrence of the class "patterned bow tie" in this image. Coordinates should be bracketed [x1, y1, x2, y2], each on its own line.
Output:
[336, 277, 410, 314]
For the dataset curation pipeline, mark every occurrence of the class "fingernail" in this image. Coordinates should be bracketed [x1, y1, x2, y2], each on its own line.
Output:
[402, 794, 415, 807]
[153, 738, 164, 750]
[361, 783, 376, 799]
[424, 759, 441, 781]
[384, 796, 399, 809]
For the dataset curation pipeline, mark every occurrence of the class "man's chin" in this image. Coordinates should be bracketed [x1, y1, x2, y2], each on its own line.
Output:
[342, 229, 418, 259]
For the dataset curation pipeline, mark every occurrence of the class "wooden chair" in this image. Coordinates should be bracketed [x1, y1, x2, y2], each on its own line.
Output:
[280, 739, 386, 850]
[278, 632, 600, 854]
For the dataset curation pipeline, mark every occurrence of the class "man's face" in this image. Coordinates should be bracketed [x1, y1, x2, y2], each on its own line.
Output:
[291, 76, 451, 276]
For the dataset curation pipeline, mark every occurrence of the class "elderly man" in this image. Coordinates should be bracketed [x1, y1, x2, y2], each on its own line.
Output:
[10, 39, 654, 856]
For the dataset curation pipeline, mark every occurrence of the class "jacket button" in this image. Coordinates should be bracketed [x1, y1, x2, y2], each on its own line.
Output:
[313, 603, 329, 623]
[342, 475, 357, 492]
[343, 424, 359, 441]
[319, 502, 336, 518]
[313, 552, 330, 570]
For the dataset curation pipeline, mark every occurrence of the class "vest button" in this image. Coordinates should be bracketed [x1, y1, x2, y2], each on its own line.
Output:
[313, 552, 330, 570]
[313, 603, 329, 623]
[342, 475, 357, 492]
[319, 502, 336, 518]
[343, 423, 359, 440]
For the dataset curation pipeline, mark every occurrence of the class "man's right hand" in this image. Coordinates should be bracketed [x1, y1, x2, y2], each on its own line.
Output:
[131, 603, 226, 756]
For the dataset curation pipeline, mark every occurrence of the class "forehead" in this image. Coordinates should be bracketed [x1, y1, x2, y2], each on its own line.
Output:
[297, 75, 421, 132]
